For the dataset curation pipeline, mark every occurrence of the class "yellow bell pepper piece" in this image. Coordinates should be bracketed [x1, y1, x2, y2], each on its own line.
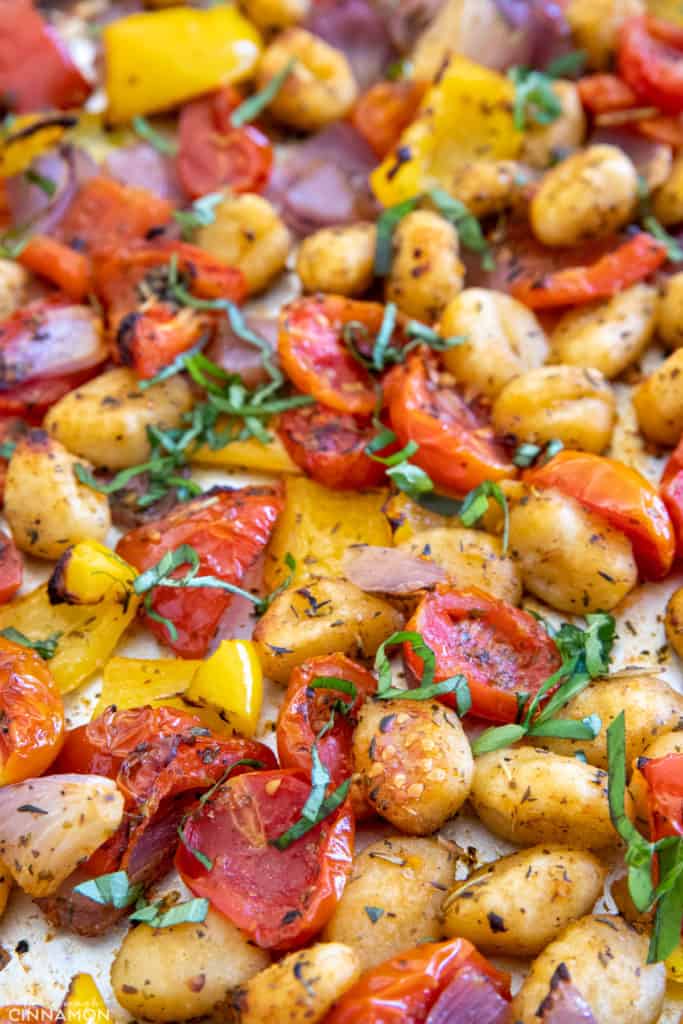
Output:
[371, 56, 522, 207]
[384, 493, 451, 544]
[103, 5, 262, 123]
[264, 477, 392, 591]
[61, 973, 111, 1024]
[192, 428, 301, 475]
[666, 942, 683, 983]
[0, 543, 139, 695]
[184, 639, 262, 737]
[93, 655, 199, 718]
[0, 114, 77, 178]
[49, 539, 137, 605]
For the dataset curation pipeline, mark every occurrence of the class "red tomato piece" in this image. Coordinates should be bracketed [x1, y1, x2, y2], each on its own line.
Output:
[404, 586, 562, 724]
[117, 486, 283, 658]
[277, 403, 387, 490]
[58, 176, 173, 259]
[277, 654, 376, 816]
[18, 236, 91, 302]
[177, 86, 273, 200]
[511, 233, 668, 309]
[636, 114, 683, 146]
[324, 938, 510, 1024]
[0, 0, 91, 113]
[0, 638, 64, 785]
[351, 80, 427, 159]
[387, 355, 515, 494]
[526, 449, 675, 580]
[577, 73, 639, 113]
[0, 370, 96, 421]
[54, 705, 204, 780]
[619, 16, 683, 115]
[661, 437, 683, 561]
[641, 753, 683, 840]
[96, 240, 247, 378]
[278, 295, 384, 416]
[176, 768, 354, 950]
[0, 530, 22, 605]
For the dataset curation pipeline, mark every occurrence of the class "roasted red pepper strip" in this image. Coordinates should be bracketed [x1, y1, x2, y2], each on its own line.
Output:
[324, 938, 510, 1024]
[526, 449, 675, 580]
[19, 236, 91, 302]
[0, 0, 91, 113]
[511, 233, 668, 310]
[578, 73, 639, 114]
[641, 753, 683, 841]
[351, 80, 427, 159]
[58, 176, 173, 259]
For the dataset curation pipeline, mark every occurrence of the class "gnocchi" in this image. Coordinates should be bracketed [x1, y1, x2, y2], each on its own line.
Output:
[296, 224, 376, 297]
[196, 193, 291, 294]
[634, 347, 683, 445]
[386, 210, 464, 323]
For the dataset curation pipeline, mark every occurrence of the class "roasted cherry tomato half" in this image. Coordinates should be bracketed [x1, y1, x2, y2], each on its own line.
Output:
[0, 637, 64, 784]
[54, 705, 204, 780]
[278, 295, 386, 417]
[351, 80, 427, 159]
[405, 586, 562, 724]
[117, 486, 283, 658]
[526, 449, 675, 581]
[641, 752, 683, 842]
[0, 530, 22, 605]
[277, 653, 377, 816]
[619, 16, 683, 116]
[661, 436, 683, 562]
[0, 0, 91, 112]
[58, 176, 173, 258]
[177, 85, 273, 200]
[387, 356, 515, 494]
[277, 403, 387, 490]
[325, 938, 511, 1024]
[177, 768, 354, 950]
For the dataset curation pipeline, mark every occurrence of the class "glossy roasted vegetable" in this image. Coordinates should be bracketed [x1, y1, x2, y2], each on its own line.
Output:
[103, 4, 262, 123]
[0, 541, 139, 694]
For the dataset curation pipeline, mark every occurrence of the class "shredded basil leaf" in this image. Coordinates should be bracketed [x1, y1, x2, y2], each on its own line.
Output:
[129, 897, 209, 928]
[0, 627, 61, 660]
[373, 630, 471, 715]
[508, 66, 563, 131]
[173, 193, 224, 240]
[375, 197, 419, 275]
[24, 168, 56, 197]
[459, 481, 510, 554]
[132, 115, 178, 156]
[73, 871, 143, 909]
[230, 58, 297, 127]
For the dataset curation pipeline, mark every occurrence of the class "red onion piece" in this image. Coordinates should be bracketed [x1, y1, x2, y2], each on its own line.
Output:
[267, 123, 378, 236]
[493, 0, 573, 71]
[344, 544, 448, 594]
[106, 142, 184, 202]
[204, 313, 278, 389]
[6, 144, 97, 236]
[0, 301, 106, 383]
[537, 965, 597, 1023]
[426, 966, 512, 1024]
[306, 0, 396, 90]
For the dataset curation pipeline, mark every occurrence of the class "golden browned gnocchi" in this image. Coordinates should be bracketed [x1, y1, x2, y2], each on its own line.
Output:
[530, 145, 638, 247]
[256, 29, 357, 131]
[492, 365, 615, 453]
[45, 367, 194, 470]
[442, 845, 606, 957]
[633, 347, 683, 445]
[254, 577, 403, 684]
[229, 943, 360, 1024]
[196, 193, 291, 294]
[239, 0, 310, 31]
[440, 288, 548, 399]
[323, 837, 455, 970]
[111, 908, 270, 1021]
[296, 223, 376, 297]
[520, 81, 586, 169]
[397, 526, 522, 604]
[653, 150, 683, 226]
[386, 210, 464, 323]
[510, 915, 666, 1024]
[666, 585, 683, 659]
[551, 284, 658, 380]
[471, 747, 623, 849]
[353, 698, 473, 834]
[531, 674, 683, 769]
[565, 0, 645, 68]
[658, 272, 683, 349]
[447, 160, 531, 220]
[5, 432, 111, 559]
[508, 487, 638, 613]
[0, 258, 29, 321]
